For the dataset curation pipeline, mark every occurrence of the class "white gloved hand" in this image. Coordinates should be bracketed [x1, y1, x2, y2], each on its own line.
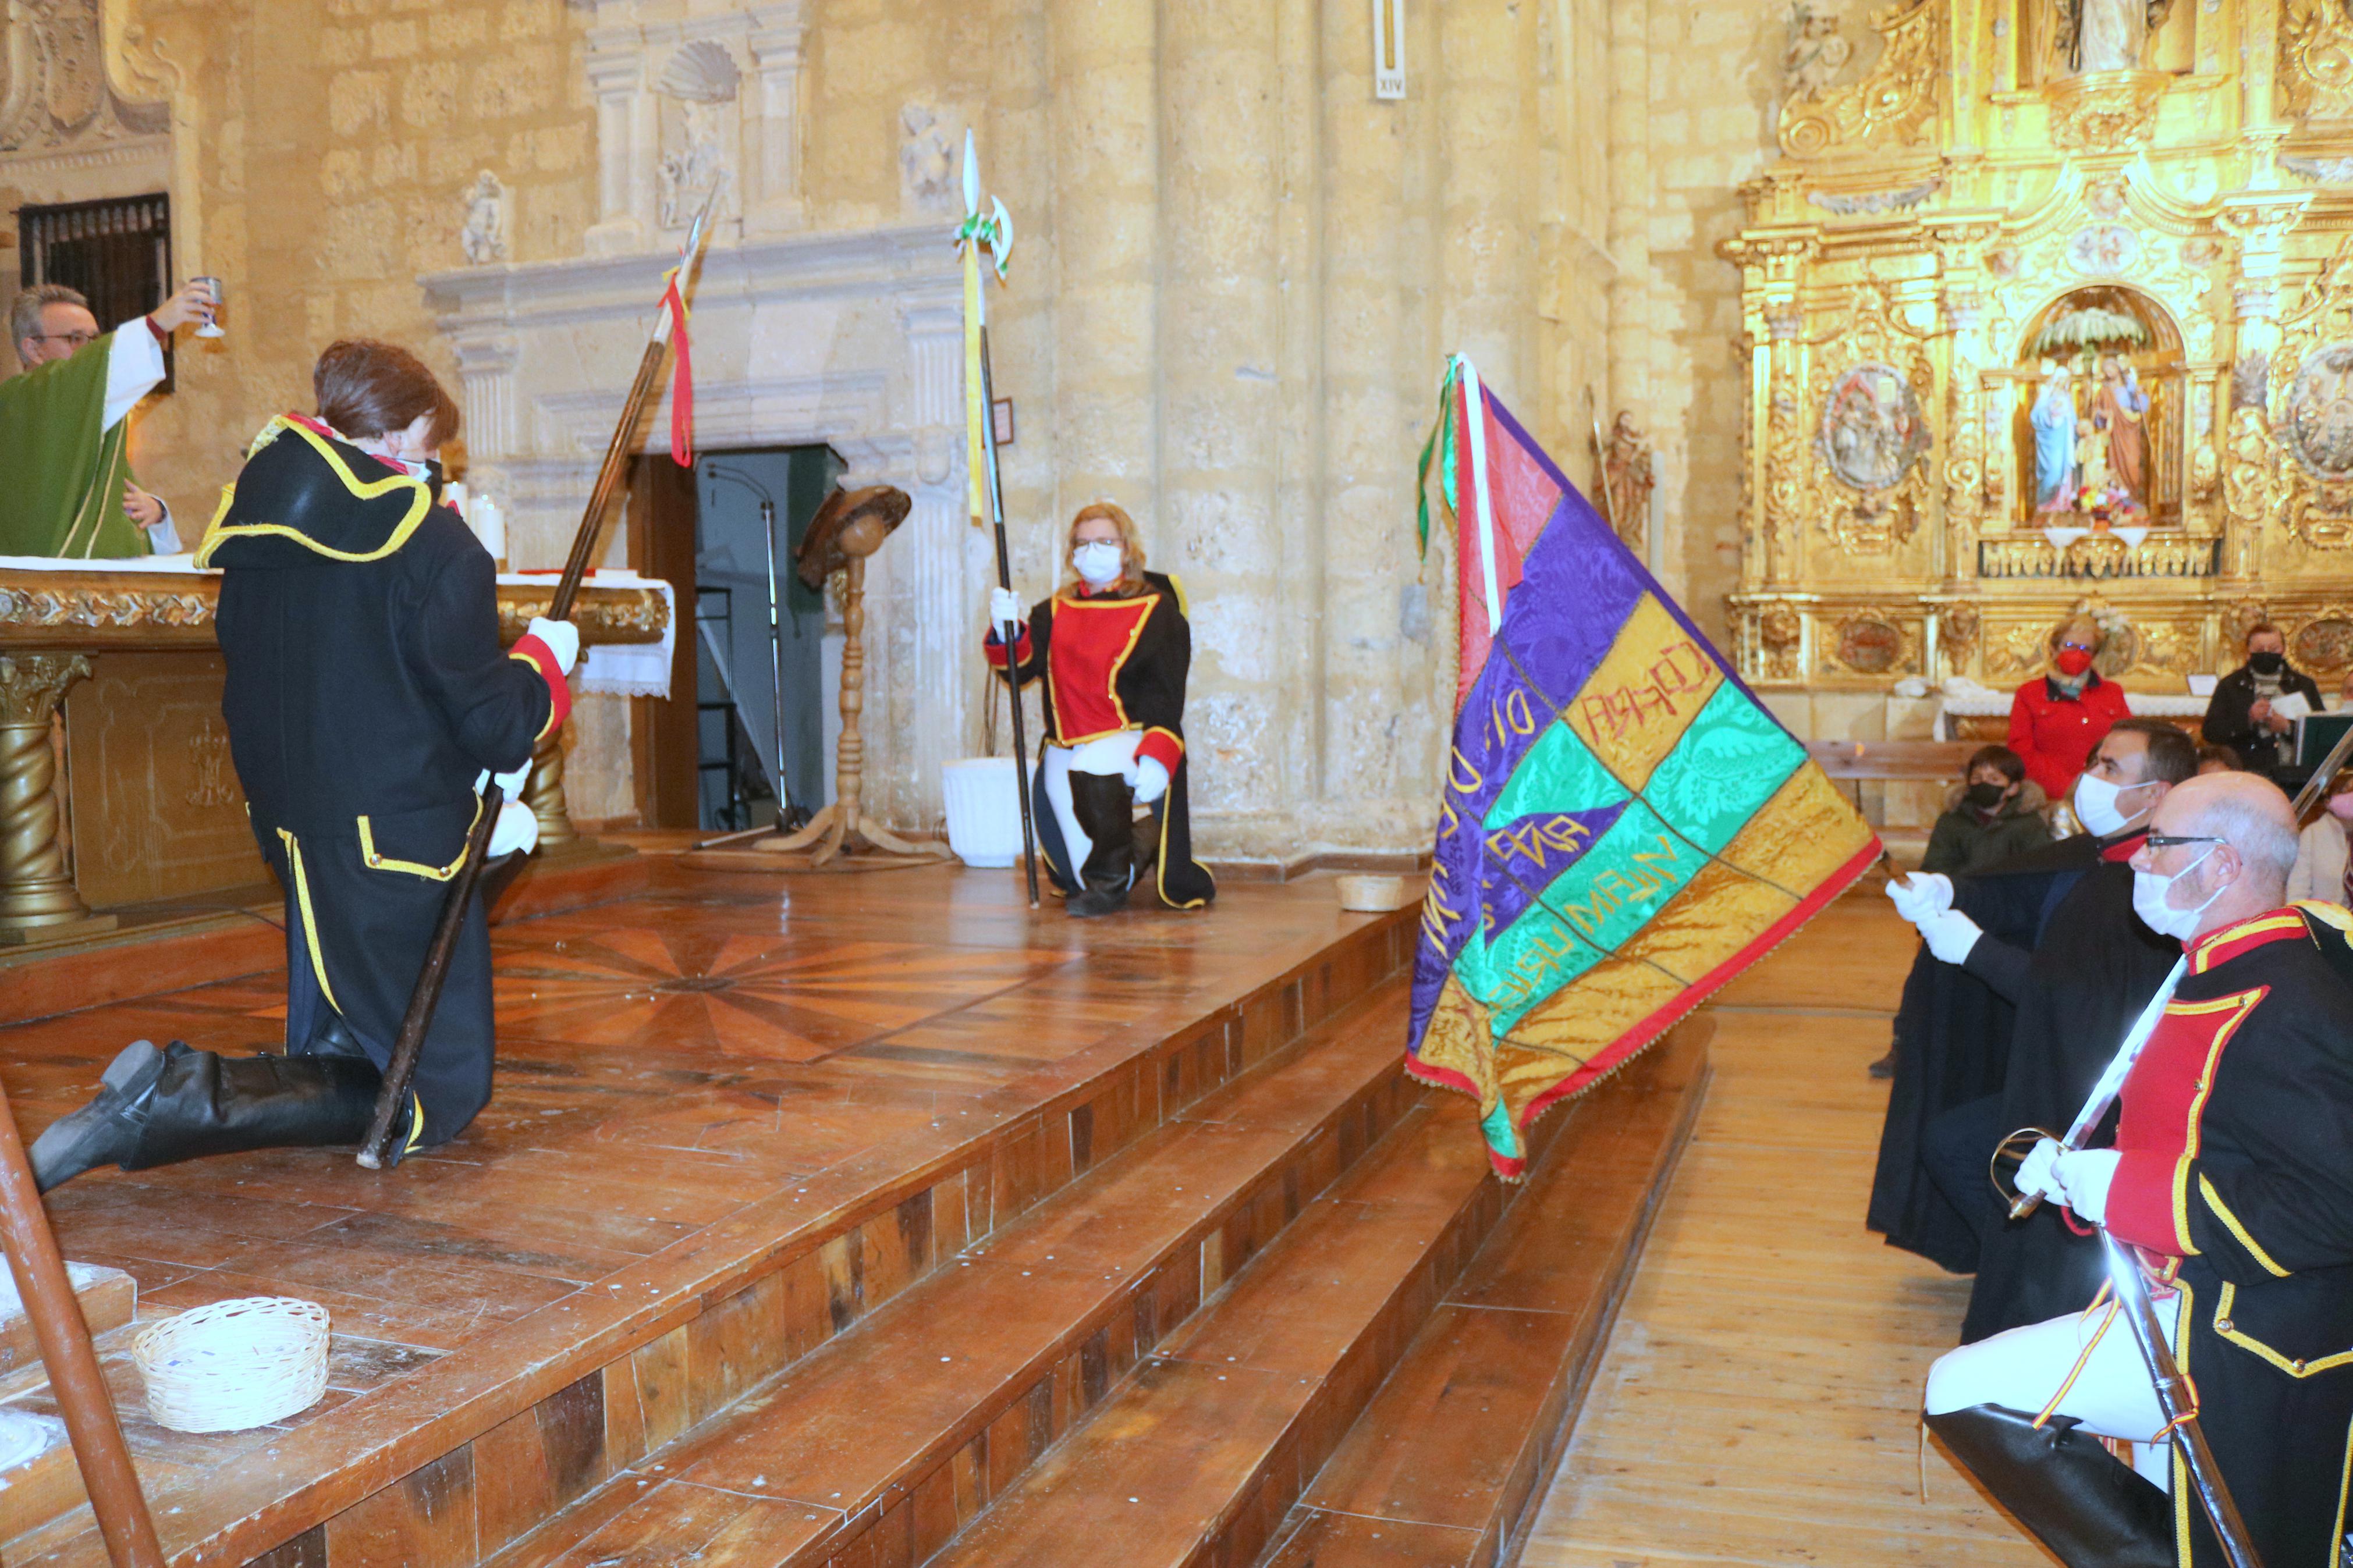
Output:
[2052, 1148, 2121, 1225]
[2014, 1137, 2063, 1204]
[487, 798, 540, 858]
[474, 764, 531, 796]
[527, 616, 579, 676]
[1134, 756, 1170, 805]
[989, 586, 1024, 631]
[1917, 908, 1983, 965]
[1885, 871, 1954, 925]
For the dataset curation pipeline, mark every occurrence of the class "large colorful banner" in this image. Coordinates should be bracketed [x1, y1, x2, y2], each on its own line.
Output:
[1408, 361, 1882, 1176]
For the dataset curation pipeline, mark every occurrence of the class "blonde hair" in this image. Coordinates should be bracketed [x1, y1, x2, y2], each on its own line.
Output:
[1064, 502, 1148, 594]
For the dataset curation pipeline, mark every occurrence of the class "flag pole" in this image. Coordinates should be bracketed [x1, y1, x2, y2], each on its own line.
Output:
[962, 132, 1041, 909]
[358, 193, 718, 1168]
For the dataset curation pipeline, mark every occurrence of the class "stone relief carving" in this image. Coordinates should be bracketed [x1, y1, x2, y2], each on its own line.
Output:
[461, 170, 509, 265]
[655, 41, 740, 229]
[0, 0, 168, 154]
[1776, 0, 1937, 159]
[899, 102, 957, 213]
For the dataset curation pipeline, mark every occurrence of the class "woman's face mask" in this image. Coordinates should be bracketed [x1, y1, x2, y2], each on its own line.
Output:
[1073, 540, 1124, 586]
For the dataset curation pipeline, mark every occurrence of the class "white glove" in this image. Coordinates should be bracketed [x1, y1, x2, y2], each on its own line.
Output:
[989, 587, 1024, 631]
[1917, 908, 1983, 965]
[2052, 1148, 2121, 1225]
[1134, 756, 1170, 805]
[474, 764, 531, 796]
[2015, 1137, 2063, 1204]
[487, 798, 540, 858]
[1885, 871, 1954, 925]
[527, 616, 579, 676]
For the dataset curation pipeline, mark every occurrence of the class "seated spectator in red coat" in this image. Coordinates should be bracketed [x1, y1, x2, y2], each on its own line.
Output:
[2006, 613, 2130, 801]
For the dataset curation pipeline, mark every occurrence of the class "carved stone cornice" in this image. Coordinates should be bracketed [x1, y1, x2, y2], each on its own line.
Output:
[0, 570, 669, 652]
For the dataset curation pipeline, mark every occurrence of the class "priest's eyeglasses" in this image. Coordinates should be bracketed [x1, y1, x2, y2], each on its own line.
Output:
[30, 329, 98, 349]
[2141, 833, 2221, 851]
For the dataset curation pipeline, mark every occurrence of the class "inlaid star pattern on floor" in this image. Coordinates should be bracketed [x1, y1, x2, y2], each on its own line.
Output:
[490, 927, 1073, 1061]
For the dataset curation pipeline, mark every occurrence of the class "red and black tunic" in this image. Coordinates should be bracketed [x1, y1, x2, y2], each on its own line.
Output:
[2095, 905, 2353, 1567]
[985, 571, 1215, 909]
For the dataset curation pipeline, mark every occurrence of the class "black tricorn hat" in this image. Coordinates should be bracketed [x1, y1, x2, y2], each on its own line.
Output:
[794, 485, 912, 589]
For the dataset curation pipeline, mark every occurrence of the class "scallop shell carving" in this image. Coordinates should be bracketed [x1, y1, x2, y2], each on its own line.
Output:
[658, 40, 741, 104]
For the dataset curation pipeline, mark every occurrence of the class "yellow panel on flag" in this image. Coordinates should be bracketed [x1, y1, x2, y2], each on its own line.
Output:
[1500, 955, 1689, 1070]
[1561, 594, 1723, 793]
[1613, 860, 1805, 984]
[1716, 763, 1880, 889]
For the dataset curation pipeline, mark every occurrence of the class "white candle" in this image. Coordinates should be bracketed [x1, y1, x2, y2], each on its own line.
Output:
[445, 480, 469, 518]
[474, 496, 506, 567]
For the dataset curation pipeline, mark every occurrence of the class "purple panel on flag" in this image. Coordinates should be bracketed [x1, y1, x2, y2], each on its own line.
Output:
[1477, 802, 1627, 933]
[1490, 492, 1649, 713]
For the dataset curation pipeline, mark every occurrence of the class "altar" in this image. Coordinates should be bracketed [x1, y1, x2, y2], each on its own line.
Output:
[1721, 0, 2353, 825]
[0, 557, 670, 943]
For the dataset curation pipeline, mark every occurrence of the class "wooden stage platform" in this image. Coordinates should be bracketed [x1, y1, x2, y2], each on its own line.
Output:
[0, 854, 1710, 1568]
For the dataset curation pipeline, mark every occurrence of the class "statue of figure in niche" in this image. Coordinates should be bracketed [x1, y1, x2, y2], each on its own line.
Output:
[1599, 411, 1655, 549]
[1781, 0, 1852, 98]
[2092, 354, 2150, 503]
[2053, 0, 2175, 74]
[2032, 362, 2079, 510]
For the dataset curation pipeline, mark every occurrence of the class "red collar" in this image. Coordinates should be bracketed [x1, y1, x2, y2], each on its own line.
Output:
[2187, 908, 2311, 973]
[2099, 830, 2148, 863]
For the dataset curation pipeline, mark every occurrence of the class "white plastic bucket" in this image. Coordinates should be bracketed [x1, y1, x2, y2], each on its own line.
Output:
[943, 758, 1026, 868]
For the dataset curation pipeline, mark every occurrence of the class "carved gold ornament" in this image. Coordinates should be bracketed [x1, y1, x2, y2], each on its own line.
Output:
[2043, 69, 2170, 153]
[1804, 283, 1938, 554]
[2283, 0, 2353, 123]
[1829, 610, 1912, 675]
[1777, 0, 1938, 159]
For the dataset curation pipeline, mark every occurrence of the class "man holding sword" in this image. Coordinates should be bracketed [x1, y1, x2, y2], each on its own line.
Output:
[1923, 770, 2353, 1568]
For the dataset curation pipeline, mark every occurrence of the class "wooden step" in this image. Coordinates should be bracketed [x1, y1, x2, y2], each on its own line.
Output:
[1264, 1016, 1713, 1568]
[923, 1016, 1710, 1568]
[477, 976, 1426, 1568]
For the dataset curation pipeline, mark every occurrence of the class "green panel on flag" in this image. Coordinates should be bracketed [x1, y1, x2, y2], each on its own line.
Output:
[1641, 684, 1807, 854]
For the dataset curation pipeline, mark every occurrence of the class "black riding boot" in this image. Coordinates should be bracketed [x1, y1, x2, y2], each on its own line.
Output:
[1923, 1405, 2173, 1568]
[1067, 771, 1137, 918]
[31, 1039, 384, 1192]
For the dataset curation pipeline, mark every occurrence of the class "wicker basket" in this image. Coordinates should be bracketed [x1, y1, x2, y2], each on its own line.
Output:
[132, 1297, 330, 1433]
[1335, 873, 1423, 912]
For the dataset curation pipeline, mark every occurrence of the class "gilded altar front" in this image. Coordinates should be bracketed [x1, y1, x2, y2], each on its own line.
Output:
[1725, 0, 2353, 706]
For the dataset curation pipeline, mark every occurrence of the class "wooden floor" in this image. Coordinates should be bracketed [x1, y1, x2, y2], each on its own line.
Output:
[1521, 894, 2045, 1568]
[0, 858, 1411, 1566]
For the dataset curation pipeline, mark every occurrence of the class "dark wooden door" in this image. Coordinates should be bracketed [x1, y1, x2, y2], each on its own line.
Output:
[627, 453, 700, 829]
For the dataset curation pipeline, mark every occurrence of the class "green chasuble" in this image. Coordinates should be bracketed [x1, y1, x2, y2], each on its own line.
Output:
[0, 333, 151, 559]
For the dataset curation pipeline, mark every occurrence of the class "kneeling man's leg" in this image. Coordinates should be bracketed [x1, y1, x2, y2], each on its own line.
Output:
[1923, 1304, 2174, 1568]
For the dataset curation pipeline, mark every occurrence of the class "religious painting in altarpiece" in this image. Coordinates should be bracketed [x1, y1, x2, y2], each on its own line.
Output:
[1723, 0, 2353, 704]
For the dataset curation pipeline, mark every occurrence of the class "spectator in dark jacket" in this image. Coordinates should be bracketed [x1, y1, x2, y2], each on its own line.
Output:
[2203, 622, 2324, 781]
[1921, 745, 2050, 876]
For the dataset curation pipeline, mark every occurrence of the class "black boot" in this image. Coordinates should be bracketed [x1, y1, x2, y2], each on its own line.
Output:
[1923, 1405, 2172, 1568]
[1066, 772, 1137, 918]
[31, 1040, 384, 1192]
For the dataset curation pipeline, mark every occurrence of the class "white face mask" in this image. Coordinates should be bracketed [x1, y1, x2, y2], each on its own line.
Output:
[2072, 771, 2149, 837]
[1073, 541, 1124, 586]
[2132, 844, 2223, 943]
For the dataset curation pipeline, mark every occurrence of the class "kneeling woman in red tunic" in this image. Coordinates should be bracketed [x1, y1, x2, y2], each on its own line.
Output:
[984, 503, 1216, 916]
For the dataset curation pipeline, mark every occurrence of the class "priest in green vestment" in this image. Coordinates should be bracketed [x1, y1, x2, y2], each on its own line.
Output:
[2, 280, 215, 559]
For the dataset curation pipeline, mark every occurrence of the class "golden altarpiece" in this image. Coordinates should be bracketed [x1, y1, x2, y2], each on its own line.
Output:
[1726, 0, 2353, 706]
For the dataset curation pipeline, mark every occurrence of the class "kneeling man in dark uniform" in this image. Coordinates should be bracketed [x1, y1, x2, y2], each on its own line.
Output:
[1923, 770, 2353, 1568]
[34, 339, 574, 1187]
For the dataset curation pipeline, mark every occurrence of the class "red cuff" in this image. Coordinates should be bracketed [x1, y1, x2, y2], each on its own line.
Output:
[1137, 728, 1184, 775]
[2102, 1150, 2185, 1257]
[512, 633, 572, 739]
[144, 315, 170, 344]
[984, 627, 1031, 668]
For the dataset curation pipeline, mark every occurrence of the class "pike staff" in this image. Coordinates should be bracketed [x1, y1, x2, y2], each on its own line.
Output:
[960, 131, 1041, 909]
[358, 193, 718, 1168]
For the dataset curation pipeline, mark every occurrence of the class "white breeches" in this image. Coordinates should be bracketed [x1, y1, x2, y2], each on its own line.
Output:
[1925, 1295, 2180, 1488]
[1041, 731, 1144, 877]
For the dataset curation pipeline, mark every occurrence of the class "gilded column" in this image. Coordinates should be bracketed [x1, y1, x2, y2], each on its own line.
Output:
[0, 655, 101, 938]
[2217, 192, 2313, 585]
[1933, 221, 1997, 593]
